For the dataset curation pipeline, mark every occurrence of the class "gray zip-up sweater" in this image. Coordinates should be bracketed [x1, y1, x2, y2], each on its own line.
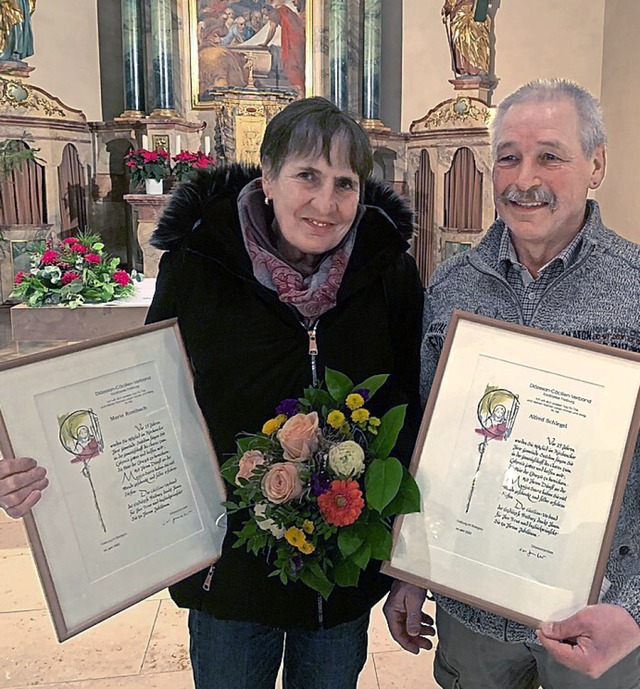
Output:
[421, 200, 640, 643]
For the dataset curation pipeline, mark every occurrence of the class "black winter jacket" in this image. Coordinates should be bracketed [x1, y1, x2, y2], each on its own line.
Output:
[147, 165, 424, 629]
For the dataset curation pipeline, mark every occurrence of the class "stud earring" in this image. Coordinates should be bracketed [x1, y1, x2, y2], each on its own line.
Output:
[264, 196, 271, 206]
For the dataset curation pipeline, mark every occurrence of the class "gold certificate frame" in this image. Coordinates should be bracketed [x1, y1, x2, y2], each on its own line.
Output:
[190, 0, 315, 108]
[383, 311, 640, 628]
[0, 321, 226, 641]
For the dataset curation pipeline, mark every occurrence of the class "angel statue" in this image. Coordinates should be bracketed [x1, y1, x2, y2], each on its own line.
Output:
[0, 0, 35, 63]
[442, 0, 491, 77]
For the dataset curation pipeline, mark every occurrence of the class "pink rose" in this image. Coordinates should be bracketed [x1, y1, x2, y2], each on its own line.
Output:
[261, 462, 303, 504]
[235, 450, 265, 485]
[277, 412, 320, 461]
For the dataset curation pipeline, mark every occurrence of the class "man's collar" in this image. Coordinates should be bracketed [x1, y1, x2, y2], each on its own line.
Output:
[497, 204, 594, 276]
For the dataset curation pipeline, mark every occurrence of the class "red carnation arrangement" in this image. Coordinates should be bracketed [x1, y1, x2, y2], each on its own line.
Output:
[11, 232, 142, 309]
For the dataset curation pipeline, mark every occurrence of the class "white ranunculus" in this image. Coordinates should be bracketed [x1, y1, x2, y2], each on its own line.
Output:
[328, 440, 365, 478]
[254, 503, 285, 539]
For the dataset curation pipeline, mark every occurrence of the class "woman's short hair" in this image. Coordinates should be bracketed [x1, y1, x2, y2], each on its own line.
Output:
[260, 97, 373, 182]
[490, 79, 607, 158]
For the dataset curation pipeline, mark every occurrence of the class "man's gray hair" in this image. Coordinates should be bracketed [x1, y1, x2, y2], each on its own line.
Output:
[490, 79, 607, 159]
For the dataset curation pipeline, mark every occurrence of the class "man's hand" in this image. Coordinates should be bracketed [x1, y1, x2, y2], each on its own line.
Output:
[0, 457, 48, 518]
[382, 579, 435, 654]
[537, 604, 640, 679]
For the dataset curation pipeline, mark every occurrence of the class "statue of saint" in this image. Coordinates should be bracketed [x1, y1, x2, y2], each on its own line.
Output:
[442, 0, 490, 77]
[0, 0, 35, 62]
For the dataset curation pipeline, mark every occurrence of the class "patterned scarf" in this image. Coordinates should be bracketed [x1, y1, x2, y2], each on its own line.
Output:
[237, 178, 361, 321]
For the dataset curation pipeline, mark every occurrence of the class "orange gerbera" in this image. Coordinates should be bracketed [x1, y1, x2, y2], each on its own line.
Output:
[317, 479, 364, 526]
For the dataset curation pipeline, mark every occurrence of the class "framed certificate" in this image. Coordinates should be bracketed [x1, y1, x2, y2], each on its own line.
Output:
[383, 311, 640, 628]
[0, 320, 226, 641]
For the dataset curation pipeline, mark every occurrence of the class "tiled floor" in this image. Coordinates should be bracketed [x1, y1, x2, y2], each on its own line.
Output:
[0, 305, 441, 689]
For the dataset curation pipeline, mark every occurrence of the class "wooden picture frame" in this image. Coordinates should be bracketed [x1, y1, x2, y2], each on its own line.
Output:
[190, 0, 313, 108]
[0, 320, 226, 641]
[383, 311, 640, 628]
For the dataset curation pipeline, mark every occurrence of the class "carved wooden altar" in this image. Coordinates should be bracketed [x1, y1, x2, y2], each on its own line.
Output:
[407, 95, 495, 285]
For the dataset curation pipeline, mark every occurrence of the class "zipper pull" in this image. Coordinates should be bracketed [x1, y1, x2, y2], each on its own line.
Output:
[307, 328, 318, 356]
[202, 563, 215, 591]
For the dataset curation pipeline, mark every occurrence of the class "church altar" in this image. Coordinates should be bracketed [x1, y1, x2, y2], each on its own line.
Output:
[10, 278, 156, 350]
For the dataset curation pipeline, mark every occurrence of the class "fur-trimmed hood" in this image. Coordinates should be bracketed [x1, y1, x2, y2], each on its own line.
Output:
[151, 164, 414, 252]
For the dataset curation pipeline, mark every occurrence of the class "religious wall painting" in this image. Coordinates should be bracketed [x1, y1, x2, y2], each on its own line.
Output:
[190, 0, 312, 107]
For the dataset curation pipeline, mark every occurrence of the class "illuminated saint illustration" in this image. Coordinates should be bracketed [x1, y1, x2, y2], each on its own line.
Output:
[59, 409, 106, 533]
[466, 386, 519, 513]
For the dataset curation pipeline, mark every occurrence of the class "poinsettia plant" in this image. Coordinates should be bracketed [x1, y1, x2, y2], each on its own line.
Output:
[172, 150, 216, 183]
[124, 148, 171, 186]
[220, 368, 421, 600]
[11, 232, 143, 309]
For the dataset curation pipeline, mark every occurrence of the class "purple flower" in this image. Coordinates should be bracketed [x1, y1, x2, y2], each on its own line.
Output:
[310, 472, 331, 496]
[276, 398, 300, 417]
[290, 556, 303, 574]
[355, 388, 370, 402]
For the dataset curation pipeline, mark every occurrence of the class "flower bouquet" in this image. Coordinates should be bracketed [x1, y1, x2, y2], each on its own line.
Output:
[172, 150, 216, 183]
[220, 368, 421, 600]
[11, 233, 142, 309]
[124, 148, 171, 186]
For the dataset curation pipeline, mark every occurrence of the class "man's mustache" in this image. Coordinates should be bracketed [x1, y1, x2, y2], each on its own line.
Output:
[498, 186, 557, 209]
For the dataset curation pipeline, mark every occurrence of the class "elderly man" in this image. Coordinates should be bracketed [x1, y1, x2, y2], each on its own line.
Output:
[384, 79, 640, 688]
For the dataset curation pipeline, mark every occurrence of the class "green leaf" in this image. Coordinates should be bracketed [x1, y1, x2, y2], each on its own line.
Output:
[352, 541, 372, 570]
[365, 457, 403, 512]
[334, 558, 361, 587]
[337, 525, 364, 558]
[354, 374, 388, 400]
[219, 459, 239, 484]
[303, 388, 334, 410]
[382, 467, 421, 517]
[236, 436, 254, 452]
[364, 518, 393, 560]
[300, 563, 334, 600]
[369, 405, 406, 459]
[324, 368, 354, 403]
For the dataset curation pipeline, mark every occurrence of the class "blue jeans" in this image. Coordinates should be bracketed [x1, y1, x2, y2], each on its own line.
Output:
[188, 609, 369, 689]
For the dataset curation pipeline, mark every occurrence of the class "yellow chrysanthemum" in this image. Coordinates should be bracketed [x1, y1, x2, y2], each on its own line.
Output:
[299, 540, 316, 555]
[369, 416, 381, 427]
[302, 519, 314, 534]
[345, 393, 365, 410]
[327, 410, 346, 429]
[262, 414, 287, 435]
[285, 527, 305, 548]
[351, 408, 370, 423]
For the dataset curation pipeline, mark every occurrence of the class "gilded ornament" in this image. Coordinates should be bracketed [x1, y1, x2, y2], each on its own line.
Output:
[0, 78, 65, 117]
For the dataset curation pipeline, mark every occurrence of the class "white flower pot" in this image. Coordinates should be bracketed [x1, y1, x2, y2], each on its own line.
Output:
[144, 178, 163, 195]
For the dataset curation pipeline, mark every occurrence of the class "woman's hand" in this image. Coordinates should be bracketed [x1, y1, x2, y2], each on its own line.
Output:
[0, 457, 48, 518]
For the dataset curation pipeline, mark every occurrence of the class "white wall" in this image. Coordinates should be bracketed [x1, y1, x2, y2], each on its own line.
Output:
[29, 2, 102, 121]
[597, 0, 640, 242]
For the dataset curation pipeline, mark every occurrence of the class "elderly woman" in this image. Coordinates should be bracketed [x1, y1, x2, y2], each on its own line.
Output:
[0, 98, 424, 689]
